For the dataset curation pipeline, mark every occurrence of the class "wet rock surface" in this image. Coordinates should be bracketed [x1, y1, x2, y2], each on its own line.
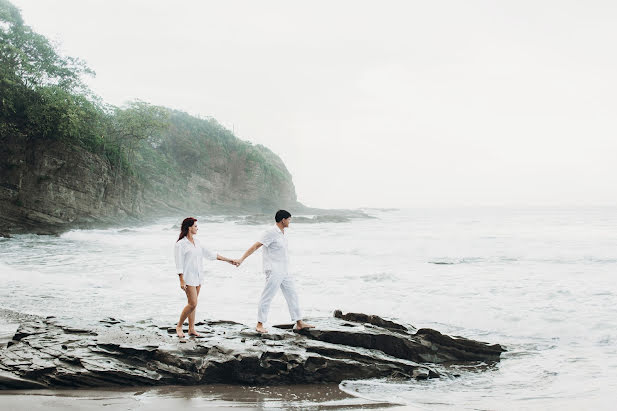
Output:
[0, 309, 505, 389]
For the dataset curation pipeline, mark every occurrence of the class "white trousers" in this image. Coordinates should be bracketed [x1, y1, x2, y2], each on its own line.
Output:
[257, 271, 302, 323]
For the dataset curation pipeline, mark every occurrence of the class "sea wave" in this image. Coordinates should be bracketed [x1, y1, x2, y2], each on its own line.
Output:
[357, 272, 399, 282]
[338, 380, 410, 407]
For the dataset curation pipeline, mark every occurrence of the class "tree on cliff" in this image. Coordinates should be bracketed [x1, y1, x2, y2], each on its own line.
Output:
[0, 0, 168, 169]
[110, 101, 170, 162]
[0, 0, 92, 91]
[0, 0, 98, 141]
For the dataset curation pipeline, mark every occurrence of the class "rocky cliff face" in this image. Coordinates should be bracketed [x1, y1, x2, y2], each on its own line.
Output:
[146, 140, 299, 215]
[0, 135, 143, 234]
[0, 131, 299, 235]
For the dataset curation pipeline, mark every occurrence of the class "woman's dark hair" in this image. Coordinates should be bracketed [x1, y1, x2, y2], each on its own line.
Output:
[275, 210, 291, 223]
[178, 217, 197, 241]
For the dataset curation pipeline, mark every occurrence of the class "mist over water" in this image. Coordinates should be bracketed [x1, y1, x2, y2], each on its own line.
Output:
[1, 207, 616, 409]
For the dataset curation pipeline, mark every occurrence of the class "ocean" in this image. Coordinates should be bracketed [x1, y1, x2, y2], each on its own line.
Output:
[1, 207, 616, 409]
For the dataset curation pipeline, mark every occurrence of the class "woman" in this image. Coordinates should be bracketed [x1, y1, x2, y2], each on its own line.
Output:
[174, 217, 236, 338]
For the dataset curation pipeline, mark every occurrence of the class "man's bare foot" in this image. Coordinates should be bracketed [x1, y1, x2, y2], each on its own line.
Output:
[256, 324, 269, 334]
[295, 320, 315, 330]
[176, 325, 185, 338]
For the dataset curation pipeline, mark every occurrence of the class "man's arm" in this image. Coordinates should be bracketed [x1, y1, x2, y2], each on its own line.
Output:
[234, 242, 263, 266]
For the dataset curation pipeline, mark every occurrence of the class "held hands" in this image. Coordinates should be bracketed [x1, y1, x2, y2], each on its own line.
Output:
[231, 259, 242, 267]
[218, 255, 239, 266]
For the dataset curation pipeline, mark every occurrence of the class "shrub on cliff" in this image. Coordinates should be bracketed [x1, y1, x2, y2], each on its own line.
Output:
[0, 0, 96, 140]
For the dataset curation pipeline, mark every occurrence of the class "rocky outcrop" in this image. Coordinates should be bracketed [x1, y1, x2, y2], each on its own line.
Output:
[0, 310, 505, 389]
[227, 211, 376, 226]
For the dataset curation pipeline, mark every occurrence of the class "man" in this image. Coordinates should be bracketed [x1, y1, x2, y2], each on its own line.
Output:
[235, 210, 314, 333]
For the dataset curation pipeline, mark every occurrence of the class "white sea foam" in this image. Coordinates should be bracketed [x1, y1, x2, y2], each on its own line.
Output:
[1, 207, 617, 408]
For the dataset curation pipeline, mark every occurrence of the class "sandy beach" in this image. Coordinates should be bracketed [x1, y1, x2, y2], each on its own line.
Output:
[0, 384, 396, 410]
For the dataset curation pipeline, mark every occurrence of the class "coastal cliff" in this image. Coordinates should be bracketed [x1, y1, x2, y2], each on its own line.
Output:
[0, 113, 299, 235]
[0, 0, 298, 235]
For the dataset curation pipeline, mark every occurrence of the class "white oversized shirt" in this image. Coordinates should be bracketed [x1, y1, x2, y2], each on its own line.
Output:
[258, 226, 289, 274]
[174, 237, 217, 286]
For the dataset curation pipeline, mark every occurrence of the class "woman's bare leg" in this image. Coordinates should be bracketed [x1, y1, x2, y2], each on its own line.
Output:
[176, 286, 198, 338]
[188, 285, 201, 336]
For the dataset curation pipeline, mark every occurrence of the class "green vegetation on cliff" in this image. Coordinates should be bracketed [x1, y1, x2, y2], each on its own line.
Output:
[0, 0, 298, 233]
[0, 0, 291, 185]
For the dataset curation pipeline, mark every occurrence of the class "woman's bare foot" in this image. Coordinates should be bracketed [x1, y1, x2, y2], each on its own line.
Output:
[256, 323, 268, 334]
[295, 320, 315, 330]
[176, 325, 185, 338]
[188, 330, 202, 337]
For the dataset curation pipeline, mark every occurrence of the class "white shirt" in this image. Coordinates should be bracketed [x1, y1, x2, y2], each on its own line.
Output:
[258, 226, 289, 274]
[174, 237, 217, 286]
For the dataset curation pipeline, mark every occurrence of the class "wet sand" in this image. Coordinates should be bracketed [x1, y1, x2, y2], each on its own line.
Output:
[0, 384, 398, 410]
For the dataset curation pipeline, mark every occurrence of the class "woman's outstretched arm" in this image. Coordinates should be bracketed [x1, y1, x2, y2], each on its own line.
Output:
[217, 254, 238, 265]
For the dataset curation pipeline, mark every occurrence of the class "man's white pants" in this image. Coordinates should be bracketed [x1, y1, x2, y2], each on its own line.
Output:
[257, 271, 301, 323]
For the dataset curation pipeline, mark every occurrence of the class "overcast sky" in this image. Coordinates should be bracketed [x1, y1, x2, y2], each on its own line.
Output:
[10, 0, 617, 208]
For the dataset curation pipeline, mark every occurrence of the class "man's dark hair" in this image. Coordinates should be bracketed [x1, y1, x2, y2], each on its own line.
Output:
[275, 209, 291, 223]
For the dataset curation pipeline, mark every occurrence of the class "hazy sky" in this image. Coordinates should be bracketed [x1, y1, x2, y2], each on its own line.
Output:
[10, 0, 617, 208]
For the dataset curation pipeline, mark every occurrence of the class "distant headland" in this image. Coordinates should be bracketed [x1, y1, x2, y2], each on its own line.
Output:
[0, 1, 300, 235]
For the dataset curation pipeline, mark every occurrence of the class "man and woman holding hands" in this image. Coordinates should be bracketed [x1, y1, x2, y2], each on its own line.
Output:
[173, 210, 313, 337]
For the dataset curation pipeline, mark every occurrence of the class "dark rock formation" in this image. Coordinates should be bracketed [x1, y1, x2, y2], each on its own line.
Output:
[333, 310, 410, 331]
[229, 211, 376, 226]
[291, 215, 352, 224]
[325, 311, 504, 363]
[0, 310, 505, 389]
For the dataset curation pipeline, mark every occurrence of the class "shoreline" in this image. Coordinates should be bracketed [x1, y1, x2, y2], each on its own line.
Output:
[0, 384, 398, 410]
[0, 207, 379, 237]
